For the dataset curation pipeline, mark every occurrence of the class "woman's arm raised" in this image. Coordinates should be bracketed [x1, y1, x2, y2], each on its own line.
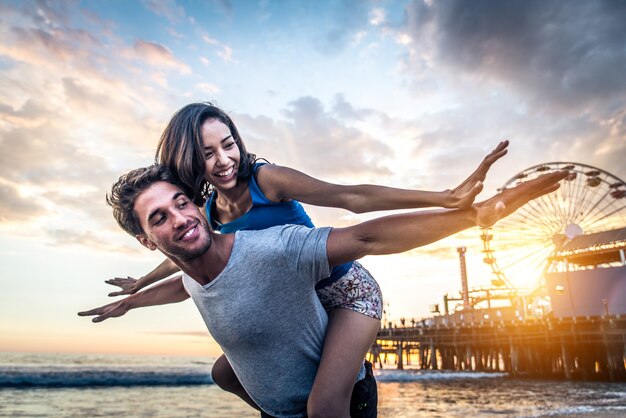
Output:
[256, 140, 509, 213]
[325, 169, 566, 267]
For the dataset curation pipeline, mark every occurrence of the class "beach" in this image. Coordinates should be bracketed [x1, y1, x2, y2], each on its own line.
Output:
[1, 352, 625, 417]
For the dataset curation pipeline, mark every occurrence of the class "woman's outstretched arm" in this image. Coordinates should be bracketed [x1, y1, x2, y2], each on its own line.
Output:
[79, 275, 189, 323]
[325, 170, 566, 266]
[105, 258, 180, 296]
[256, 140, 509, 213]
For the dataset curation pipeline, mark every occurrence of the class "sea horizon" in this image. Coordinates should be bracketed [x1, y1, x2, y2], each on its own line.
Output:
[1, 351, 625, 417]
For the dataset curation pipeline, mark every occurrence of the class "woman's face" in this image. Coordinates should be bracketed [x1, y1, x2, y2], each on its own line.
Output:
[201, 118, 241, 191]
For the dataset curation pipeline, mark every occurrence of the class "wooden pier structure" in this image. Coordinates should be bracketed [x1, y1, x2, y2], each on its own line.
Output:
[369, 315, 626, 381]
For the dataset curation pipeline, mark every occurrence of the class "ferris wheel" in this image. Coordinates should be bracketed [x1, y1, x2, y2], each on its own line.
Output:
[481, 162, 626, 290]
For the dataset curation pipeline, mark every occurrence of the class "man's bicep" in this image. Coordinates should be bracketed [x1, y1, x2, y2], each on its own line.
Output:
[326, 226, 368, 267]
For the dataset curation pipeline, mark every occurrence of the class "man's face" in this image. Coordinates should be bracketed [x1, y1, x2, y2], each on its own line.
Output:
[134, 181, 212, 261]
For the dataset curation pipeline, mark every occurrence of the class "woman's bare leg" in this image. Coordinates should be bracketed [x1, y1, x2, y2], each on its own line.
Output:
[307, 309, 380, 418]
[211, 354, 260, 410]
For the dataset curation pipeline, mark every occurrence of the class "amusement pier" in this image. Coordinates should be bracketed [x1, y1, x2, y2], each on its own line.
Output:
[369, 162, 626, 381]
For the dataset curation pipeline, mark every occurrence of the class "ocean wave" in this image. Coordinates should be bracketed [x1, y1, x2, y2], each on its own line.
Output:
[373, 369, 508, 382]
[0, 367, 214, 388]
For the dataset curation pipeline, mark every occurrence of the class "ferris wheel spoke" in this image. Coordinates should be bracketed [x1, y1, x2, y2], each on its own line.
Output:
[583, 202, 626, 231]
[495, 220, 553, 238]
[571, 180, 600, 224]
[575, 187, 610, 227]
[564, 171, 586, 222]
[534, 193, 567, 227]
[490, 240, 547, 252]
[505, 200, 550, 228]
[544, 188, 567, 227]
[569, 173, 593, 224]
[497, 242, 553, 270]
[515, 200, 563, 232]
[555, 183, 578, 226]
[485, 162, 624, 292]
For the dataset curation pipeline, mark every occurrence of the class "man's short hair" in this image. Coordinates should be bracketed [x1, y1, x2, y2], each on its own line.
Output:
[107, 164, 180, 236]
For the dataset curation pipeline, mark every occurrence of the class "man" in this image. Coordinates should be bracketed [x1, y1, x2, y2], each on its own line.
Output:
[79, 164, 566, 417]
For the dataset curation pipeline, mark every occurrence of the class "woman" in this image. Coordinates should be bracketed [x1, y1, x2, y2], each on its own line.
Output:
[107, 102, 508, 416]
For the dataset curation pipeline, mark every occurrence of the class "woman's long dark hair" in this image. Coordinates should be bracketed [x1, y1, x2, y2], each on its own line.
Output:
[156, 102, 256, 206]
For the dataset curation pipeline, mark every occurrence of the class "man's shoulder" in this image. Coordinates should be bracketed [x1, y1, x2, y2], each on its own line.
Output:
[237, 224, 312, 237]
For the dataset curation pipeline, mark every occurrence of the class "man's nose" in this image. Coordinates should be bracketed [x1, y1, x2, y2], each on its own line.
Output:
[171, 210, 187, 228]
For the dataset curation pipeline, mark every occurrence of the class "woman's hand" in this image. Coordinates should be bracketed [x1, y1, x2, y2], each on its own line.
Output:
[105, 276, 139, 297]
[446, 140, 509, 208]
[78, 299, 130, 323]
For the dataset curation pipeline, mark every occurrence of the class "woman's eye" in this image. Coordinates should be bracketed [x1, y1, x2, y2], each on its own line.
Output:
[205, 152, 213, 159]
[224, 142, 235, 149]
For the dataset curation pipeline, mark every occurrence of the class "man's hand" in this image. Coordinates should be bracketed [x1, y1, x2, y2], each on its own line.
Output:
[78, 299, 129, 323]
[105, 276, 139, 297]
[447, 140, 509, 209]
[475, 170, 568, 228]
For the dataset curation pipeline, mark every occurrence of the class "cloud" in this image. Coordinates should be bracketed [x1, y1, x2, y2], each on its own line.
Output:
[216, 45, 236, 63]
[130, 40, 191, 74]
[141, 0, 186, 23]
[45, 228, 142, 253]
[312, 0, 376, 55]
[234, 96, 393, 178]
[0, 183, 47, 222]
[0, 3, 191, 251]
[210, 0, 233, 16]
[202, 35, 219, 45]
[195, 82, 220, 95]
[399, 0, 626, 111]
[369, 8, 386, 26]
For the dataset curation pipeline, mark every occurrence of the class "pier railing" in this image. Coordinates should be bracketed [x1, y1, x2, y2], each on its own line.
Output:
[369, 315, 626, 381]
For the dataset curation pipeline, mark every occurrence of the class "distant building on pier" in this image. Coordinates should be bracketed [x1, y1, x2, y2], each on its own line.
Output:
[546, 226, 626, 318]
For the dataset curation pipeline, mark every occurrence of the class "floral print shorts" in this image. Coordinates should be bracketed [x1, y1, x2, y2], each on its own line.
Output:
[316, 261, 383, 320]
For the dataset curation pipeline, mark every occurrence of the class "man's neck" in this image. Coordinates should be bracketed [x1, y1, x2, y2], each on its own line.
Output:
[173, 232, 235, 286]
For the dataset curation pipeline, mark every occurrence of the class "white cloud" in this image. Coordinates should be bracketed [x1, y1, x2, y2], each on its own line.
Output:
[195, 82, 220, 95]
[217, 45, 236, 63]
[369, 8, 385, 26]
[202, 35, 219, 45]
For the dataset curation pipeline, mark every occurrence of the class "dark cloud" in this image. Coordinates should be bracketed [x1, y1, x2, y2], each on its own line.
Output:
[402, 0, 626, 110]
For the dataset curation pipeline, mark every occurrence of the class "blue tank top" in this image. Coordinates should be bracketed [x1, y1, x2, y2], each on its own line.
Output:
[205, 163, 353, 288]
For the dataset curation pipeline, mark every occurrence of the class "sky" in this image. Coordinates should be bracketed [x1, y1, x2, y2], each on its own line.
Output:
[1, 0, 625, 357]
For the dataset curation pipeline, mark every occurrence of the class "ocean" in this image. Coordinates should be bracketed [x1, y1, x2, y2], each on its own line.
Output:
[1, 352, 625, 417]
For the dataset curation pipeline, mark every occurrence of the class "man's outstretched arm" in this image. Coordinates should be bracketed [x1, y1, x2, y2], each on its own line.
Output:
[326, 170, 567, 266]
[78, 275, 189, 323]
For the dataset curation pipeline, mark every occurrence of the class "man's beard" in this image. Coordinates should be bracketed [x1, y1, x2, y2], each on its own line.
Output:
[163, 221, 212, 261]
[174, 233, 212, 261]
